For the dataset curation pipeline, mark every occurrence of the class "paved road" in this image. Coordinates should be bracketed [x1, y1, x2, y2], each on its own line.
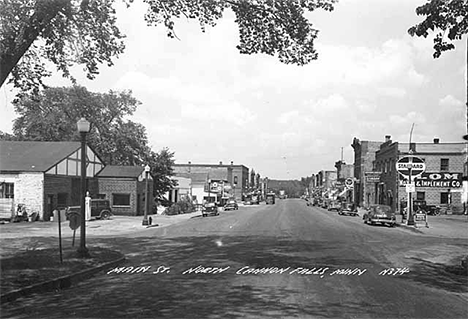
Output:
[2, 199, 467, 318]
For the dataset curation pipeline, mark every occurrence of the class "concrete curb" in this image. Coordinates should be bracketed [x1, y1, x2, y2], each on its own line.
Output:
[0, 255, 126, 303]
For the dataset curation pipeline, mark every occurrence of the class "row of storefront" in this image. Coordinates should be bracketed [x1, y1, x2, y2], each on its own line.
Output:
[310, 136, 467, 214]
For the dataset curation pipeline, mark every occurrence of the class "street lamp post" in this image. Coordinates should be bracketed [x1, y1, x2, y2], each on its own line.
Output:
[77, 117, 90, 257]
[142, 165, 150, 226]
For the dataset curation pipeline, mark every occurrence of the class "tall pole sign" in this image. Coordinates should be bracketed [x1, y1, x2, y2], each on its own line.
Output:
[396, 155, 426, 226]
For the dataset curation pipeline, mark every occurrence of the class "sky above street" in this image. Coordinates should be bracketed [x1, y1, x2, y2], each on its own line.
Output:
[1, 0, 466, 180]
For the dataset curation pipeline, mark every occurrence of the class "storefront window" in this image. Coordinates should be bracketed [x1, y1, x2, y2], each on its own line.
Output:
[113, 194, 130, 206]
[416, 192, 425, 201]
[0, 183, 14, 198]
[57, 193, 68, 207]
[440, 192, 450, 204]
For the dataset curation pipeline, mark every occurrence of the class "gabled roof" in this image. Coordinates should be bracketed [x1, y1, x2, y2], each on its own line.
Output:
[97, 165, 146, 178]
[0, 141, 81, 172]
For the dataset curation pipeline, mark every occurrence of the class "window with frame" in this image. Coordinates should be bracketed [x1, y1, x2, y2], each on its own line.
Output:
[57, 193, 68, 207]
[112, 194, 131, 206]
[416, 192, 425, 201]
[440, 192, 450, 204]
[440, 158, 449, 171]
[0, 183, 14, 198]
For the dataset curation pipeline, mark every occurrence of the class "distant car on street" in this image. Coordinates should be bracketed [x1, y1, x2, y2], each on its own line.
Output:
[363, 205, 396, 227]
[224, 200, 239, 211]
[66, 199, 113, 220]
[266, 193, 276, 205]
[338, 202, 358, 216]
[327, 201, 341, 212]
[321, 199, 330, 209]
[202, 202, 219, 217]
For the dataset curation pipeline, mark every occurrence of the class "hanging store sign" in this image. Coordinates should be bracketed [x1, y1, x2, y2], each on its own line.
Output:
[365, 172, 381, 183]
[399, 172, 463, 188]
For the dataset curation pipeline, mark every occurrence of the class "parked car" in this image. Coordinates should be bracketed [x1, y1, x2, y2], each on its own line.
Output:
[251, 194, 260, 205]
[363, 205, 396, 227]
[338, 202, 358, 216]
[224, 200, 239, 211]
[66, 199, 113, 220]
[202, 202, 219, 217]
[266, 193, 276, 205]
[327, 201, 341, 212]
[321, 199, 330, 209]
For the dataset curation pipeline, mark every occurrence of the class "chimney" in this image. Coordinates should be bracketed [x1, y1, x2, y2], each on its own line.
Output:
[385, 135, 391, 143]
[219, 161, 223, 165]
[433, 138, 440, 144]
[188, 161, 191, 165]
[231, 161, 233, 165]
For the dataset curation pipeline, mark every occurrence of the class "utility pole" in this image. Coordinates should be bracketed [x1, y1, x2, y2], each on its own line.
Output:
[407, 123, 416, 226]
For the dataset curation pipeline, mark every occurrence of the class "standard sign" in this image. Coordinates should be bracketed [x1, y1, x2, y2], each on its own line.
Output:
[345, 178, 354, 188]
[396, 156, 426, 177]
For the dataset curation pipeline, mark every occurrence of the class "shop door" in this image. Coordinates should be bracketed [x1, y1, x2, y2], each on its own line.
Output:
[46, 194, 54, 221]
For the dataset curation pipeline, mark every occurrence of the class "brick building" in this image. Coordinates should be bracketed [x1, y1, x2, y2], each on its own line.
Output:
[351, 137, 383, 208]
[173, 162, 249, 202]
[96, 166, 153, 216]
[335, 161, 354, 180]
[374, 137, 467, 214]
[0, 141, 104, 220]
[334, 160, 354, 201]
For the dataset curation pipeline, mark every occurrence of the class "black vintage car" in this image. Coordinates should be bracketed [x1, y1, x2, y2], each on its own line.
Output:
[66, 199, 113, 220]
[363, 204, 396, 227]
[338, 202, 358, 216]
[202, 202, 219, 217]
[224, 200, 239, 211]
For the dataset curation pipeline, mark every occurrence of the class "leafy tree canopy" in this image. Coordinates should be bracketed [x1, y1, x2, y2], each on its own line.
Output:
[0, 0, 337, 94]
[408, 0, 468, 58]
[8, 85, 176, 196]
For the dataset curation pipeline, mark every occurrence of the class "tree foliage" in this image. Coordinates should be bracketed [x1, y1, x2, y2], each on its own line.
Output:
[408, 0, 468, 58]
[0, 0, 126, 93]
[9, 85, 176, 196]
[267, 179, 305, 198]
[1, 0, 337, 93]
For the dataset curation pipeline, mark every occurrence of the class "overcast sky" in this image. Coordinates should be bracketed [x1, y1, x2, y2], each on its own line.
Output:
[1, 0, 466, 180]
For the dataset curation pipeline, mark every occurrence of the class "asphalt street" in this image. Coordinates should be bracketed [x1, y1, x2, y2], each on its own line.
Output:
[2, 199, 467, 319]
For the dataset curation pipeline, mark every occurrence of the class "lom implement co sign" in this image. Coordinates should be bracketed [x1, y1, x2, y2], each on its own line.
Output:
[399, 172, 463, 188]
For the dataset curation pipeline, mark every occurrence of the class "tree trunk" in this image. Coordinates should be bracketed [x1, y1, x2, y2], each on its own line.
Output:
[0, 0, 69, 88]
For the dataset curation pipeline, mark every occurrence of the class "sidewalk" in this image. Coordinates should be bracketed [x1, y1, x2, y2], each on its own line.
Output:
[356, 208, 468, 239]
[0, 211, 202, 303]
[0, 211, 202, 240]
[396, 214, 468, 239]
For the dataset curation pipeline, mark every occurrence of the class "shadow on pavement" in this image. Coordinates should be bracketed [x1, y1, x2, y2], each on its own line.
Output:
[405, 257, 468, 293]
[2, 232, 467, 318]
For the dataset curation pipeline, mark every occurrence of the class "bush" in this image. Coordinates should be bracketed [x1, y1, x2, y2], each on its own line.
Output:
[162, 199, 195, 215]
